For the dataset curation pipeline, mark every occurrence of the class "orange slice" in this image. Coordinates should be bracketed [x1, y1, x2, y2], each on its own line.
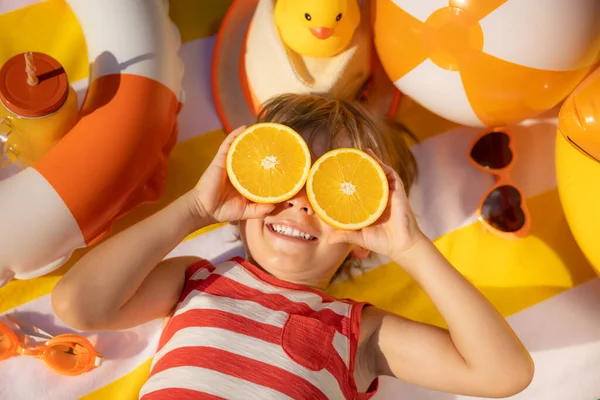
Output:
[226, 123, 311, 204]
[307, 148, 389, 230]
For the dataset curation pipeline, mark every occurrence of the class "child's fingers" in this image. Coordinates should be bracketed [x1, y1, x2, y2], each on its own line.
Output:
[226, 125, 248, 141]
[327, 230, 364, 247]
[240, 203, 276, 220]
[211, 126, 248, 167]
[219, 125, 247, 153]
[366, 149, 404, 192]
[366, 149, 395, 176]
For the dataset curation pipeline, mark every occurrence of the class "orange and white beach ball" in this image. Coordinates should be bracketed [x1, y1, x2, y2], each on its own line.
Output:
[372, 0, 600, 127]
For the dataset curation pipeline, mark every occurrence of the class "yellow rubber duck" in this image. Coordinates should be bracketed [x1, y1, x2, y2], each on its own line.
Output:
[274, 0, 361, 58]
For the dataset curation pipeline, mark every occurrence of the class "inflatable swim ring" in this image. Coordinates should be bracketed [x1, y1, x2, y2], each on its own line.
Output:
[0, 0, 184, 286]
[556, 66, 600, 274]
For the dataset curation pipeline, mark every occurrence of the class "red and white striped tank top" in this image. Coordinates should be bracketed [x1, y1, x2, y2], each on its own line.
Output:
[139, 257, 378, 400]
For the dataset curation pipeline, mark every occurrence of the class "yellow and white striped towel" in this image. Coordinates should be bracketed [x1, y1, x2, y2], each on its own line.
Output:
[0, 1, 598, 399]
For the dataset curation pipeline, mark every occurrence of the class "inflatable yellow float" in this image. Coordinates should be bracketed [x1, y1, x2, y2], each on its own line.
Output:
[556, 66, 600, 274]
[0, 0, 184, 286]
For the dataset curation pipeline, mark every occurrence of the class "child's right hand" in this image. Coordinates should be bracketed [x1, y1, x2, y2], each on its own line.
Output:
[190, 126, 276, 226]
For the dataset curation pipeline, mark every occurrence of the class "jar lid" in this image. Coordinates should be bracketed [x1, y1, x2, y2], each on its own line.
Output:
[0, 52, 69, 118]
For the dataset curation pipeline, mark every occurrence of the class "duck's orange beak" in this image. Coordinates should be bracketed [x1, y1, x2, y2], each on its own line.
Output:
[309, 27, 334, 40]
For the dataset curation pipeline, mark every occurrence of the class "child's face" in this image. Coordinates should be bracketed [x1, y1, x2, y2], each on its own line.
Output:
[239, 187, 368, 286]
[238, 132, 369, 287]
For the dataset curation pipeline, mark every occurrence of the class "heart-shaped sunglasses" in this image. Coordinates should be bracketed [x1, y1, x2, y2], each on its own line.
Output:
[468, 129, 530, 239]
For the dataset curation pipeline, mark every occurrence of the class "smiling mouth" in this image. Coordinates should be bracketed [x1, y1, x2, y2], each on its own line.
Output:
[267, 224, 317, 241]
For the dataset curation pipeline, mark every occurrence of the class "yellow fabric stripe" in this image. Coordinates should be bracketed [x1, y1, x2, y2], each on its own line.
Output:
[185, 222, 227, 241]
[169, 0, 233, 43]
[327, 188, 597, 327]
[0, 129, 226, 313]
[0, 0, 88, 83]
[0, 272, 63, 315]
[81, 358, 153, 400]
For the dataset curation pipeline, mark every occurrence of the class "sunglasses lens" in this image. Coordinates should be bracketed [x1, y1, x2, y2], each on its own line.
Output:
[470, 131, 513, 169]
[48, 344, 79, 371]
[481, 185, 525, 232]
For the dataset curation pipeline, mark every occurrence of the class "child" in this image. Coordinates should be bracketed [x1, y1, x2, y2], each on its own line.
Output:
[52, 94, 534, 399]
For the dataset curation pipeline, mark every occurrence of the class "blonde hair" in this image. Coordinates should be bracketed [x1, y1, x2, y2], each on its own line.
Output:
[257, 93, 418, 195]
[256, 93, 419, 280]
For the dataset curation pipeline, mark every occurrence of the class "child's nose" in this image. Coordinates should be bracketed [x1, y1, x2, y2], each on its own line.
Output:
[285, 189, 314, 215]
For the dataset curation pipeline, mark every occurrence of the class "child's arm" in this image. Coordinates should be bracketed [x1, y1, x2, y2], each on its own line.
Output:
[359, 239, 534, 398]
[52, 193, 207, 331]
[330, 150, 534, 397]
[52, 126, 275, 331]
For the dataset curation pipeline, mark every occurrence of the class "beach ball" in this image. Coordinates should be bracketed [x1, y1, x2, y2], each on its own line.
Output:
[372, 0, 600, 127]
[556, 67, 600, 274]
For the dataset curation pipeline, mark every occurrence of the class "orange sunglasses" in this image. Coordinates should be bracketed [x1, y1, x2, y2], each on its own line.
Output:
[0, 318, 103, 376]
[468, 128, 530, 239]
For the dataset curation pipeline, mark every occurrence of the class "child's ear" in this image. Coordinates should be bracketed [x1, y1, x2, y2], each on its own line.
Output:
[350, 246, 370, 260]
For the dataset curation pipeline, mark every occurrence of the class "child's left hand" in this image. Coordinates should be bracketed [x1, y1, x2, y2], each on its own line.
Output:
[328, 150, 425, 261]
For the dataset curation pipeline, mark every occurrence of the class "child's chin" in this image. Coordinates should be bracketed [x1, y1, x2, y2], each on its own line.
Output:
[255, 252, 312, 273]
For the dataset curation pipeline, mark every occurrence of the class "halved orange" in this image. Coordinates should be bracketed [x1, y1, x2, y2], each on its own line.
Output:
[307, 148, 389, 230]
[226, 123, 311, 204]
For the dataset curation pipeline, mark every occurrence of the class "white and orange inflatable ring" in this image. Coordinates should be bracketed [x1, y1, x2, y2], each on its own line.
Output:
[0, 0, 184, 286]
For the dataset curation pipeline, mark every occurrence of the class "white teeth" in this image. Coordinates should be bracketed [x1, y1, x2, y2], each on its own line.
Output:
[271, 224, 313, 240]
